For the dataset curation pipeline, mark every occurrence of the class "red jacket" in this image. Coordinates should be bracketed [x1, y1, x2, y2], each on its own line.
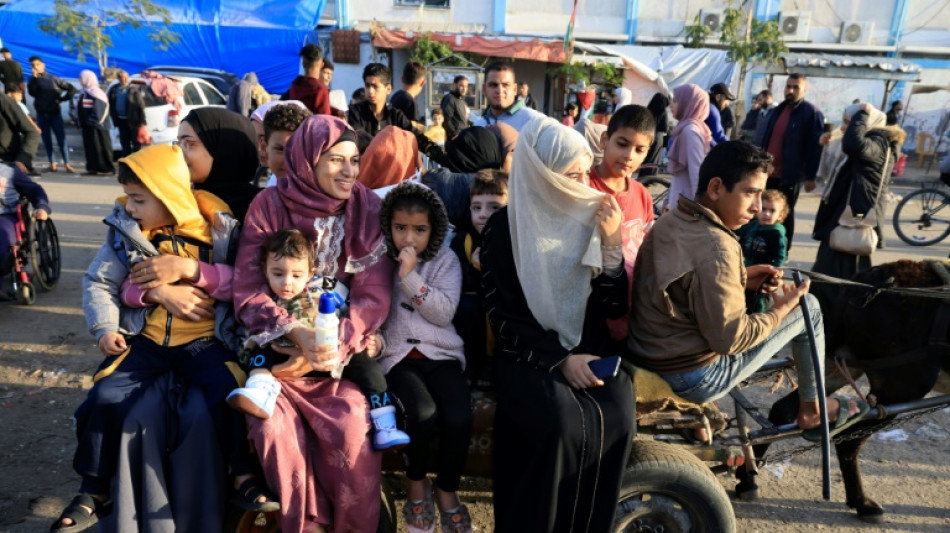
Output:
[288, 76, 331, 115]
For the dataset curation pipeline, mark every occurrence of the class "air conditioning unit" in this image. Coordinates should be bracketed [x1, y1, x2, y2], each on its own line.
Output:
[839, 21, 874, 45]
[699, 9, 725, 35]
[779, 11, 811, 41]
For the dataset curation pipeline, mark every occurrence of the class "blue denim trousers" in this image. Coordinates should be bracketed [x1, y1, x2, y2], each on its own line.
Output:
[664, 293, 824, 404]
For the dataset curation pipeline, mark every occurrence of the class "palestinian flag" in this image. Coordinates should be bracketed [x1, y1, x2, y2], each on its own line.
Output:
[564, 0, 578, 50]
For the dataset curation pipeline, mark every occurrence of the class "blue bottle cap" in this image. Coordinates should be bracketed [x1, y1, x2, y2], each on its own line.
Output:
[318, 292, 339, 315]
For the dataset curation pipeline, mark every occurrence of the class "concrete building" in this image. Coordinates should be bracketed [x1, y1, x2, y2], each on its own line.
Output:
[318, 0, 950, 146]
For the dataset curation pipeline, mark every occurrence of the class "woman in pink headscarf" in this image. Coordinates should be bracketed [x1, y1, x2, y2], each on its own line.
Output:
[233, 115, 393, 533]
[667, 83, 712, 209]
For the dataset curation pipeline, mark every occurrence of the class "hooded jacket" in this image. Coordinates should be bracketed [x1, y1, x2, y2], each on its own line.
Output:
[376, 182, 465, 373]
[813, 109, 903, 241]
[82, 145, 241, 350]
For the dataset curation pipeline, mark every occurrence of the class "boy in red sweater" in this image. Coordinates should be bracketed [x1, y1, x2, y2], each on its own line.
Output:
[588, 104, 656, 341]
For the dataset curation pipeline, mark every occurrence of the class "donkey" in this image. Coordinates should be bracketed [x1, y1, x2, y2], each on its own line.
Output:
[735, 259, 950, 523]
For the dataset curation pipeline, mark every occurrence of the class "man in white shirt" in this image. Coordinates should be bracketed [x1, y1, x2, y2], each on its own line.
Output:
[473, 62, 543, 132]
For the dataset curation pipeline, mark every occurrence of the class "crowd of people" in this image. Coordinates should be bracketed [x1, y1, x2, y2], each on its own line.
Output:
[0, 43, 911, 533]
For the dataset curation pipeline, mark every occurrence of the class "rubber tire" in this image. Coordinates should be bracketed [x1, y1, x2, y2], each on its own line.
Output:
[614, 440, 736, 533]
[16, 281, 35, 305]
[640, 175, 671, 218]
[30, 218, 61, 290]
[892, 187, 950, 246]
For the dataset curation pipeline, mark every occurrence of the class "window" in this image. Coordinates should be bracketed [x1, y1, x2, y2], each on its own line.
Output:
[199, 82, 226, 106]
[183, 83, 203, 106]
[395, 0, 449, 6]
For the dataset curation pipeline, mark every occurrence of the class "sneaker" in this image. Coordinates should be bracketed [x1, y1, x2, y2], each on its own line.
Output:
[227, 372, 281, 419]
[370, 405, 411, 450]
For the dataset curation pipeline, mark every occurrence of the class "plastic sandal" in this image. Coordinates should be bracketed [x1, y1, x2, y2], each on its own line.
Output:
[403, 481, 436, 533]
[50, 493, 111, 533]
[802, 397, 870, 442]
[439, 503, 473, 533]
[230, 477, 281, 512]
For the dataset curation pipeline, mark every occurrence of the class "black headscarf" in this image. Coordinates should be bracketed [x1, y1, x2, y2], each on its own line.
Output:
[183, 108, 260, 222]
[645, 93, 671, 167]
[444, 126, 504, 174]
[647, 93, 670, 134]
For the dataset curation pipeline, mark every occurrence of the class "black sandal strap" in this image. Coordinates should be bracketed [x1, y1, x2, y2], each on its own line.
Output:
[231, 478, 280, 512]
[50, 494, 107, 532]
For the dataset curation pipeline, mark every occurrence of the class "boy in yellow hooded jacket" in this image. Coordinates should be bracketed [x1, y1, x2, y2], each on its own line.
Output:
[55, 145, 275, 533]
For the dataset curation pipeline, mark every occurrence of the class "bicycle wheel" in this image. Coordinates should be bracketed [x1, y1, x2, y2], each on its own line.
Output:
[892, 187, 950, 246]
[640, 175, 670, 218]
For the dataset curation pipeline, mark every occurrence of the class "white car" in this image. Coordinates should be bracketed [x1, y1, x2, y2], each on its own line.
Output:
[108, 74, 227, 152]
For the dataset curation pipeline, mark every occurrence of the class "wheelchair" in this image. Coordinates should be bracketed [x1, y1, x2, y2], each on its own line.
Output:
[3, 196, 61, 305]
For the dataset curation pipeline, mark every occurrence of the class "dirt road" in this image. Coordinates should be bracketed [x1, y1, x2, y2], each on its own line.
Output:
[1, 174, 948, 532]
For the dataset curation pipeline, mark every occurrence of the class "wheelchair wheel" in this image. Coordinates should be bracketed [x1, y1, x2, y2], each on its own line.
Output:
[30, 218, 61, 290]
[16, 281, 35, 305]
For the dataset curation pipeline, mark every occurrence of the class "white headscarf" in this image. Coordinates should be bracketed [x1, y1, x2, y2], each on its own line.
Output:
[614, 87, 633, 108]
[249, 99, 309, 124]
[844, 103, 887, 130]
[508, 116, 605, 350]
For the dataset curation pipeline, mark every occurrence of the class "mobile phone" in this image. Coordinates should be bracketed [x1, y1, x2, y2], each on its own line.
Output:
[589, 355, 621, 379]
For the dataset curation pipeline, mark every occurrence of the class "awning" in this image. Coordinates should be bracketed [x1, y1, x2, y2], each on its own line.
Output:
[371, 27, 570, 63]
[761, 53, 922, 82]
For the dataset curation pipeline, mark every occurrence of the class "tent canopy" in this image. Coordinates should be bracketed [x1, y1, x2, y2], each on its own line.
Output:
[761, 53, 922, 82]
[910, 85, 950, 95]
[0, 0, 327, 91]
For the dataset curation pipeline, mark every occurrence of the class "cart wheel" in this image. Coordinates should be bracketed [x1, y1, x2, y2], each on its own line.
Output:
[30, 218, 61, 290]
[16, 281, 35, 305]
[614, 440, 736, 533]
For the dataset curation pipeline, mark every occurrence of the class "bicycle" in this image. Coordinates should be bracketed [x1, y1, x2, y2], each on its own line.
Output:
[635, 164, 670, 218]
[892, 182, 950, 246]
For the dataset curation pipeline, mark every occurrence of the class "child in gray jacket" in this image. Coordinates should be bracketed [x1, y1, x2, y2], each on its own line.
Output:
[375, 182, 474, 533]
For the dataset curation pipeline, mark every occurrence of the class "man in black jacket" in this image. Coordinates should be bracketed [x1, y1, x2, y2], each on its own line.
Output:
[0, 92, 40, 173]
[758, 73, 824, 250]
[107, 70, 147, 156]
[0, 48, 25, 93]
[27, 56, 76, 173]
[440, 75, 469, 140]
[346, 63, 413, 152]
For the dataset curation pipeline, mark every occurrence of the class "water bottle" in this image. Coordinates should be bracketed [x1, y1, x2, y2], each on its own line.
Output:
[314, 292, 343, 375]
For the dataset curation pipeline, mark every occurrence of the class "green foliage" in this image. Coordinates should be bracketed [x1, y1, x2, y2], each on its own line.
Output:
[409, 34, 469, 66]
[551, 61, 623, 90]
[684, 1, 787, 69]
[38, 0, 180, 75]
[684, 13, 713, 48]
[592, 62, 624, 87]
[552, 61, 592, 85]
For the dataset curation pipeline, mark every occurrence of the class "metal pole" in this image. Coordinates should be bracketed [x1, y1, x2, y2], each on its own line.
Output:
[793, 271, 831, 501]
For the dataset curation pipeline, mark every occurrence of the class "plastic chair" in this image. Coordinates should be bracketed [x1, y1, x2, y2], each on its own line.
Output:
[916, 132, 936, 169]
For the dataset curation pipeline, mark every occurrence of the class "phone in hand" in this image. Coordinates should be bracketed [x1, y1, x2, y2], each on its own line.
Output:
[588, 355, 621, 379]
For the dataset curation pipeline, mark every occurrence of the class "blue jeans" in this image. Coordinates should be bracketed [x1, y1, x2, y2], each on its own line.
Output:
[36, 111, 69, 164]
[664, 293, 824, 404]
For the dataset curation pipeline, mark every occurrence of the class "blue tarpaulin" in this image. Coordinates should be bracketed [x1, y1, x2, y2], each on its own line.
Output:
[0, 0, 327, 92]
